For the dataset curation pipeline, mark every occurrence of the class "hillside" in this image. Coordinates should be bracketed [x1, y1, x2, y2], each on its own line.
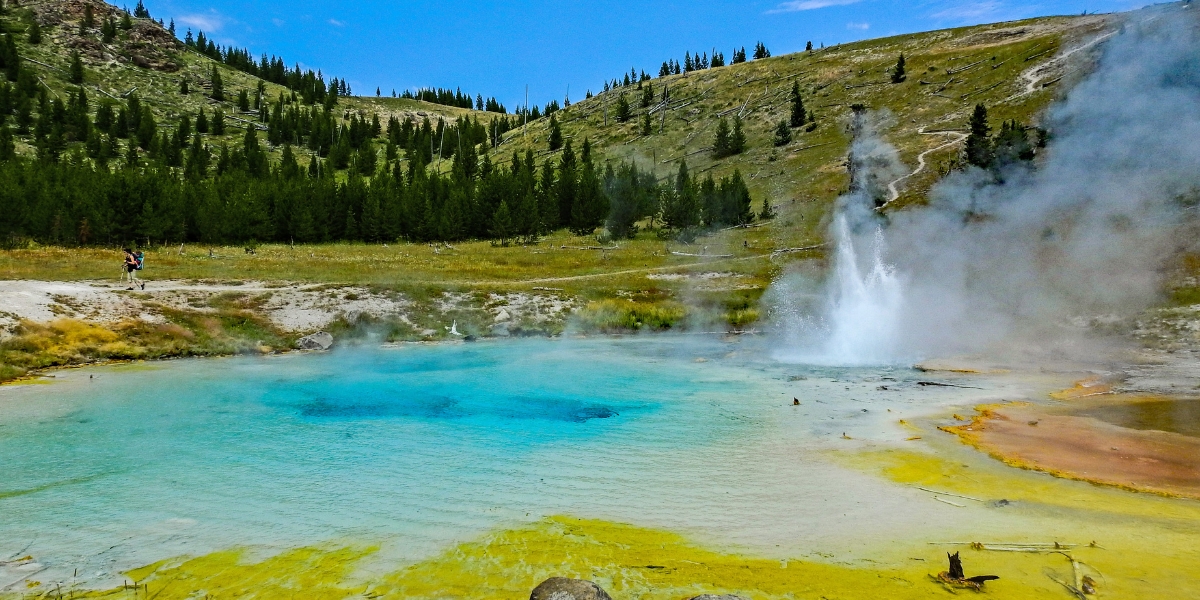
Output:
[0, 0, 1130, 379]
[499, 14, 1111, 250]
[0, 0, 479, 161]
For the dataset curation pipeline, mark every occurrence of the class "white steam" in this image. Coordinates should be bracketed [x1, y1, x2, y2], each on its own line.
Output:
[775, 5, 1200, 365]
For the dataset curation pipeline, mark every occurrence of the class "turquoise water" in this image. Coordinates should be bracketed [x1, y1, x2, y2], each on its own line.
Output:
[0, 336, 1029, 587]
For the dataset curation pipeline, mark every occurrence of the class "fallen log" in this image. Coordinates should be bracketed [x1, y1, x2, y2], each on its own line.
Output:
[669, 251, 734, 258]
[946, 58, 988, 75]
[917, 381, 982, 389]
[771, 243, 829, 255]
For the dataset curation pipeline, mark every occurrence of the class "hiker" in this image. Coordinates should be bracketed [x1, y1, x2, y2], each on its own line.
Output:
[123, 248, 145, 290]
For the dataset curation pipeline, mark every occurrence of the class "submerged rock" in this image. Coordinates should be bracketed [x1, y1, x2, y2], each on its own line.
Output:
[529, 577, 612, 600]
[297, 331, 334, 351]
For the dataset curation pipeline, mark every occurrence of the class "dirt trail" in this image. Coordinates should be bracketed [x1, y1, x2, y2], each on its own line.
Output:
[881, 128, 968, 209]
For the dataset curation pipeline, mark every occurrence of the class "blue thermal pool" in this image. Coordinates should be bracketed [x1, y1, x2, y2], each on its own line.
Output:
[0, 336, 1034, 587]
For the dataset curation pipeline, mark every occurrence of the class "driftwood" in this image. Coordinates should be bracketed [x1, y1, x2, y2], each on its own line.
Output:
[935, 552, 999, 591]
[917, 381, 982, 389]
[1025, 48, 1054, 62]
[937, 77, 958, 93]
[790, 141, 836, 153]
[224, 114, 269, 131]
[946, 58, 988, 75]
[37, 76, 59, 99]
[961, 80, 1005, 99]
[21, 56, 66, 73]
[560, 245, 617, 251]
[669, 251, 733, 258]
[771, 243, 828, 255]
[721, 222, 768, 231]
[915, 487, 982, 502]
[660, 146, 714, 164]
[844, 81, 889, 89]
[94, 86, 122, 101]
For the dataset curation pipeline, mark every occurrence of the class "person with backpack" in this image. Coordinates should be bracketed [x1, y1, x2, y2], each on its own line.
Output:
[122, 248, 145, 290]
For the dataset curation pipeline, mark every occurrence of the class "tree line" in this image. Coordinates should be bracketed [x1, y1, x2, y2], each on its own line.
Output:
[0, 79, 768, 246]
[0, 129, 767, 247]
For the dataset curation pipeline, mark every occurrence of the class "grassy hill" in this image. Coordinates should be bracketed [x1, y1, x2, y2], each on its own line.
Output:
[0, 0, 1120, 351]
[0, 0, 478, 160]
[498, 15, 1111, 251]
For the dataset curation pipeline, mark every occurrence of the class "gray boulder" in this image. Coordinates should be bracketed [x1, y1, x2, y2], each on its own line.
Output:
[296, 331, 334, 351]
[529, 577, 612, 600]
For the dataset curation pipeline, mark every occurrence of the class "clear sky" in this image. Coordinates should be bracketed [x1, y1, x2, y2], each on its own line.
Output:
[138, 0, 1150, 109]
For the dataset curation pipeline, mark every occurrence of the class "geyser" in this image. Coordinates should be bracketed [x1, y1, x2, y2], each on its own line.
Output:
[776, 4, 1200, 366]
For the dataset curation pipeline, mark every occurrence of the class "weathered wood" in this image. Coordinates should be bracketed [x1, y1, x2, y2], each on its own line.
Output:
[946, 58, 988, 75]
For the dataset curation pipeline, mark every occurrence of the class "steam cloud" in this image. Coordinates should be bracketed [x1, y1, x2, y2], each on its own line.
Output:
[774, 5, 1200, 365]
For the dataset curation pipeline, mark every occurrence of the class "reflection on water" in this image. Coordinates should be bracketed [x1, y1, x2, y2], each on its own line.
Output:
[1074, 398, 1200, 438]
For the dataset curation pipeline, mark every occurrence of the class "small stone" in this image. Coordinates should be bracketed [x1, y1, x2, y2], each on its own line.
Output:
[297, 331, 333, 351]
[529, 577, 612, 600]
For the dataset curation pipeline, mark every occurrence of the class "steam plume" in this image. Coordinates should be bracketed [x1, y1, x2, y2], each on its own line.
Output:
[775, 5, 1200, 364]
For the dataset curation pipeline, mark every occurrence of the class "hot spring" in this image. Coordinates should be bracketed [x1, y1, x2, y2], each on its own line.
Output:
[0, 336, 1048, 590]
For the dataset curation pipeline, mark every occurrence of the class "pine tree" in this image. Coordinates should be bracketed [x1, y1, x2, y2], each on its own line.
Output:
[753, 42, 770, 60]
[547, 113, 562, 151]
[0, 125, 14, 161]
[641, 83, 653, 108]
[134, 1, 150, 19]
[101, 18, 116, 43]
[992, 119, 1035, 167]
[806, 41, 813, 52]
[789, 81, 806, 127]
[237, 89, 250, 112]
[121, 12, 132, 30]
[211, 108, 226, 135]
[964, 103, 992, 168]
[180, 79, 189, 94]
[210, 65, 224, 101]
[891, 53, 907, 83]
[615, 92, 631, 123]
[196, 107, 208, 133]
[491, 199, 513, 243]
[83, 5, 95, 29]
[773, 119, 791, 146]
[730, 115, 746, 155]
[641, 112, 652, 136]
[68, 51, 84, 84]
[27, 19, 42, 44]
[759, 195, 776, 220]
[713, 117, 730, 158]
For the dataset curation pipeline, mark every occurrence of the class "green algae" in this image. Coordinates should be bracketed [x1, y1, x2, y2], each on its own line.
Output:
[837, 446, 1200, 599]
[5, 513, 1153, 600]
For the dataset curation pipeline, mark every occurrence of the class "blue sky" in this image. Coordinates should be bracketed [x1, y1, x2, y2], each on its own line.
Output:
[138, 0, 1150, 109]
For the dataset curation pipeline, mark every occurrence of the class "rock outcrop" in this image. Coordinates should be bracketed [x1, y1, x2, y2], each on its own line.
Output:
[529, 577, 612, 600]
[297, 331, 333, 351]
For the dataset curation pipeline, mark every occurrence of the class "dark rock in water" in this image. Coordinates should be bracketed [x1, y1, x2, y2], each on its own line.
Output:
[687, 595, 749, 600]
[297, 331, 334, 351]
[572, 406, 618, 422]
[529, 577, 612, 600]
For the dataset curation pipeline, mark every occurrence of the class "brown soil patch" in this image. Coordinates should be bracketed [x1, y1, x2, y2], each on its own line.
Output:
[943, 403, 1200, 499]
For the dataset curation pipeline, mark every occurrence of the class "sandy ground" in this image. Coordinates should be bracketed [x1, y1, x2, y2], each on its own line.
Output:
[0, 280, 577, 336]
